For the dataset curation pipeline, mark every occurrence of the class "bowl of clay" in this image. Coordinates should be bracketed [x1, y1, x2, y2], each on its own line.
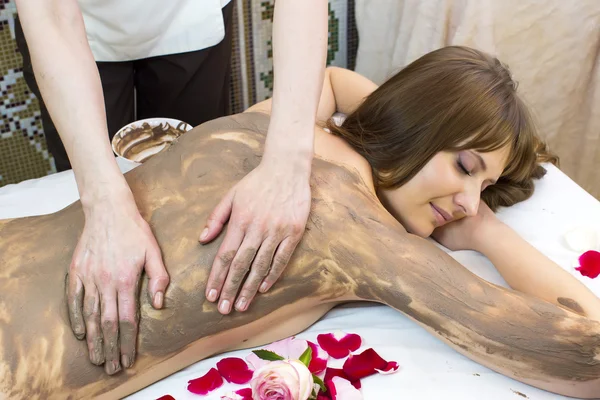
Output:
[112, 118, 193, 164]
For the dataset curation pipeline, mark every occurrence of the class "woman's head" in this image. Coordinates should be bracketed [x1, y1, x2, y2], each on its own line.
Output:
[327, 46, 557, 237]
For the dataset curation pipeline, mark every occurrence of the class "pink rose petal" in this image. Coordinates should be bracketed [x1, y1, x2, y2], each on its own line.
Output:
[157, 396, 175, 400]
[575, 250, 600, 279]
[308, 341, 329, 374]
[246, 336, 309, 370]
[221, 388, 253, 400]
[217, 357, 254, 384]
[343, 348, 398, 381]
[317, 331, 362, 359]
[328, 376, 363, 400]
[187, 368, 224, 395]
[324, 368, 361, 389]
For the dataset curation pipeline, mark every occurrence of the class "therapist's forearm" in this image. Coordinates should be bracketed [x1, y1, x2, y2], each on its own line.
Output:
[16, 0, 131, 209]
[477, 222, 600, 322]
[266, 0, 328, 164]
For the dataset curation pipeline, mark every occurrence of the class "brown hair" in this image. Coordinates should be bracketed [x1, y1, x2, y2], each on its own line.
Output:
[326, 46, 558, 211]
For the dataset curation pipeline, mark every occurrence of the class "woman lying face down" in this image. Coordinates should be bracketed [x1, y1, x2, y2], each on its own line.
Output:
[1, 46, 600, 400]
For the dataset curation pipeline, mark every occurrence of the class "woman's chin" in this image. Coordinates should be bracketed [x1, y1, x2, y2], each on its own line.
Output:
[405, 220, 434, 238]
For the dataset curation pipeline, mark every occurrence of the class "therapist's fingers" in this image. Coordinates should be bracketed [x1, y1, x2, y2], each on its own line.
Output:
[200, 188, 234, 244]
[117, 282, 139, 369]
[82, 284, 104, 365]
[145, 243, 169, 310]
[234, 237, 278, 312]
[217, 235, 262, 314]
[205, 225, 245, 304]
[100, 291, 121, 375]
[259, 236, 298, 294]
[67, 273, 86, 340]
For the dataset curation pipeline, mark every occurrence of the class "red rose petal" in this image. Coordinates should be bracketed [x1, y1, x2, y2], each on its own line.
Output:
[343, 348, 397, 381]
[221, 388, 253, 400]
[317, 393, 331, 400]
[327, 379, 338, 399]
[188, 367, 224, 395]
[216, 357, 254, 384]
[157, 396, 175, 400]
[576, 250, 600, 279]
[308, 341, 329, 374]
[236, 388, 253, 398]
[317, 332, 362, 359]
[324, 368, 361, 389]
[375, 361, 399, 374]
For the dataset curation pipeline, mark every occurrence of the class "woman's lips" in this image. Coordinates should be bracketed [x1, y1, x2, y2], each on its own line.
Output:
[430, 203, 452, 226]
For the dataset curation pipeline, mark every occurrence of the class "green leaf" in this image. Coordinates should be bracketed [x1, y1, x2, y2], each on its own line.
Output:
[313, 374, 327, 393]
[252, 349, 285, 361]
[299, 346, 313, 367]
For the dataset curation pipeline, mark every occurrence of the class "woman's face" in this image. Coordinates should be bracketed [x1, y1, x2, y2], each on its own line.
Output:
[378, 147, 511, 237]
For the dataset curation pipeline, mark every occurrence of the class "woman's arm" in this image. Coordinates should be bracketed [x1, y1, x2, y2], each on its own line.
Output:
[433, 203, 600, 321]
[247, 67, 378, 123]
[476, 221, 600, 321]
[315, 67, 379, 122]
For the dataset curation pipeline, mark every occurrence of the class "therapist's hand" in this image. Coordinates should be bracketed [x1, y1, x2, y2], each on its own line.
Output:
[66, 194, 169, 375]
[200, 155, 311, 314]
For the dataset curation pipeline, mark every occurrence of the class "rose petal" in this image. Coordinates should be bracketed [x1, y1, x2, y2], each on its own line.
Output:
[328, 377, 363, 400]
[236, 388, 253, 398]
[187, 368, 224, 395]
[375, 361, 400, 375]
[157, 396, 175, 400]
[246, 336, 309, 370]
[343, 348, 398, 381]
[221, 388, 253, 400]
[324, 368, 361, 389]
[564, 226, 599, 252]
[217, 357, 254, 384]
[575, 250, 600, 279]
[317, 331, 362, 359]
[308, 341, 329, 374]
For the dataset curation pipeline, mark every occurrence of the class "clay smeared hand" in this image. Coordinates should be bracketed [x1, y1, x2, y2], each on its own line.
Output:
[200, 157, 311, 315]
[431, 201, 502, 252]
[66, 195, 169, 374]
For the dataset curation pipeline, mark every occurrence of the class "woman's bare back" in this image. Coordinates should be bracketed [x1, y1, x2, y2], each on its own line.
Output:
[1, 113, 600, 399]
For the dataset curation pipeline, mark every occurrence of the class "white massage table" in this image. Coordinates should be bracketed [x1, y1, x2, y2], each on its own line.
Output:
[1, 159, 599, 400]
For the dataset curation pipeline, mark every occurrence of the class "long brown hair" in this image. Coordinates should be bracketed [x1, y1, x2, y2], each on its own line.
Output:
[327, 46, 557, 210]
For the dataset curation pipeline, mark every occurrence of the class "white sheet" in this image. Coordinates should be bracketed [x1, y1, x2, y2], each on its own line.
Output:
[1, 161, 599, 400]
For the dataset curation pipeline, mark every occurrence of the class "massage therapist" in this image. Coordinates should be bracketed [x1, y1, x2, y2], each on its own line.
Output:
[14, 0, 328, 375]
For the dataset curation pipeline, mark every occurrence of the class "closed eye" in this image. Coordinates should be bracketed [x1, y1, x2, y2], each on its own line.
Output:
[457, 160, 472, 176]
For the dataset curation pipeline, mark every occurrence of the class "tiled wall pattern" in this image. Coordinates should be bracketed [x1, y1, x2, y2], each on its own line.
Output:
[0, 0, 55, 186]
[0, 0, 358, 186]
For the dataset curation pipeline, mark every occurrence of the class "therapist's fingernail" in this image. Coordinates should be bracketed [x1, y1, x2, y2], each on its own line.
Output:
[235, 297, 247, 311]
[207, 289, 218, 302]
[259, 282, 269, 293]
[122, 355, 131, 369]
[219, 300, 231, 314]
[200, 227, 208, 241]
[153, 291, 163, 308]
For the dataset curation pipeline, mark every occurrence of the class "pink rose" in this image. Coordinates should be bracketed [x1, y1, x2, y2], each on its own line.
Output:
[250, 360, 314, 400]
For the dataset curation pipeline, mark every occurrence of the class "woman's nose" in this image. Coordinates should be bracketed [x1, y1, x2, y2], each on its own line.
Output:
[455, 186, 480, 217]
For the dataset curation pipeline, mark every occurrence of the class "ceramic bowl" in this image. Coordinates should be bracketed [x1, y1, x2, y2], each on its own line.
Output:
[112, 117, 193, 164]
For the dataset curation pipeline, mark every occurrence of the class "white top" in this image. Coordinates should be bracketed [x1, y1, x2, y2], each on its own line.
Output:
[78, 0, 232, 62]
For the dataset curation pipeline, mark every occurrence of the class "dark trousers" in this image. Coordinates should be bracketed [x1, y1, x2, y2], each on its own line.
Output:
[15, 2, 234, 172]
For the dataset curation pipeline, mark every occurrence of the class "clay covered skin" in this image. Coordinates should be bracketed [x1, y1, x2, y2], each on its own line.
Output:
[1, 113, 600, 399]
